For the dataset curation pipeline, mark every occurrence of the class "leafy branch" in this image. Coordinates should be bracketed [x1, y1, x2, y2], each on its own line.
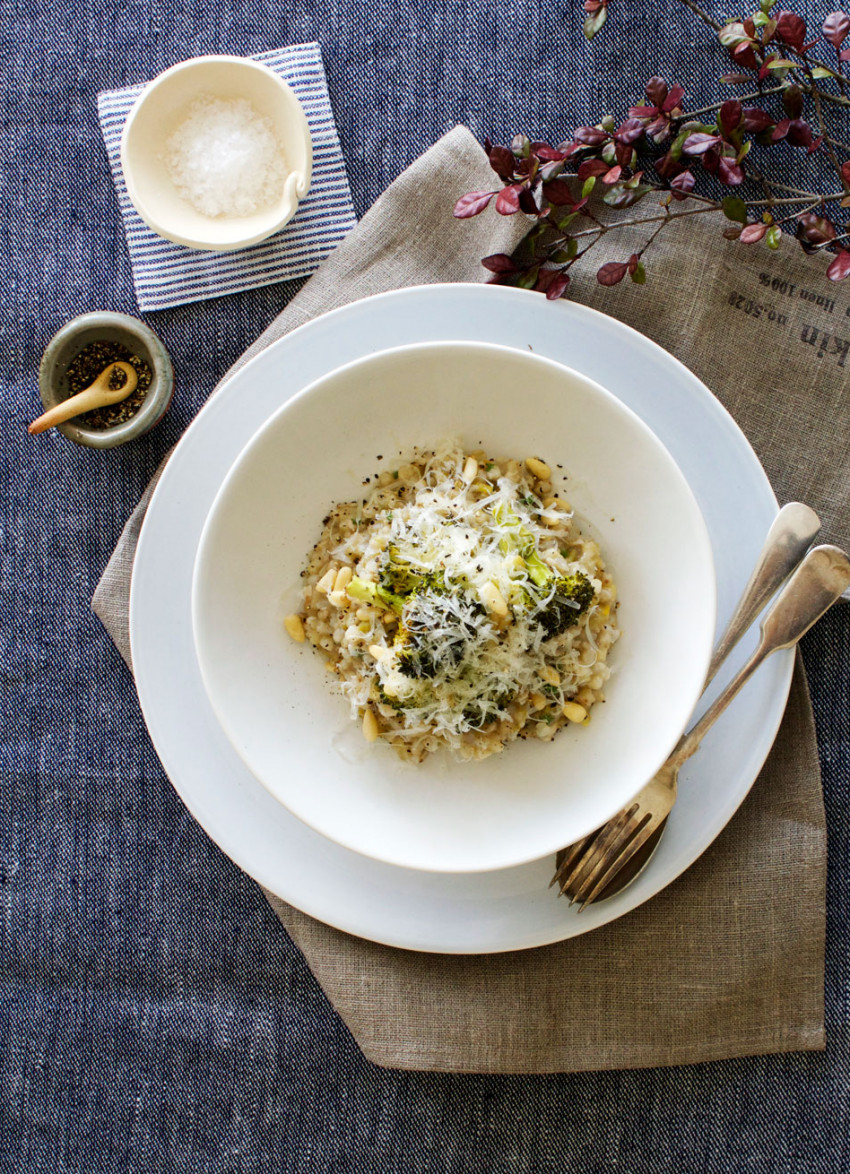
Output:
[455, 2, 850, 294]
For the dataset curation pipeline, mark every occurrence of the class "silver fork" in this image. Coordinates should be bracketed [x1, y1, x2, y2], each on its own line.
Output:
[551, 501, 821, 904]
[555, 543, 850, 908]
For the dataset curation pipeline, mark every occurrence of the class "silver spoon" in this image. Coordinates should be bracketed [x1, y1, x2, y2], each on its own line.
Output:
[552, 501, 822, 901]
[554, 543, 849, 907]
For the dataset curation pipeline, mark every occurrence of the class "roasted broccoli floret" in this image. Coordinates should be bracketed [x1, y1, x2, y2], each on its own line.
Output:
[395, 632, 442, 679]
[394, 591, 481, 679]
[346, 576, 405, 613]
[537, 572, 596, 638]
[379, 544, 447, 598]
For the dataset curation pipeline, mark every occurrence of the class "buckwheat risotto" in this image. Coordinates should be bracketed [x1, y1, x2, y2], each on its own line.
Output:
[285, 442, 620, 763]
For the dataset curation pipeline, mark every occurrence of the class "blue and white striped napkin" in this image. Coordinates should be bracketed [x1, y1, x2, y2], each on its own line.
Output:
[97, 44, 357, 312]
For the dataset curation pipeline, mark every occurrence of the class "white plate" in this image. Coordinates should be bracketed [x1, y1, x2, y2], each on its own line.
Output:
[130, 284, 792, 953]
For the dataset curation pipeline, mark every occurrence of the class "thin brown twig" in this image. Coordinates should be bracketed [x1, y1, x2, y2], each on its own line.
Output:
[673, 86, 786, 120]
[567, 204, 723, 239]
[809, 80, 850, 193]
[672, 0, 721, 33]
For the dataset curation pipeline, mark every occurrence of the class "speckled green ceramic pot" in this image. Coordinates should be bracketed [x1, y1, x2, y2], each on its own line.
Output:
[38, 312, 174, 449]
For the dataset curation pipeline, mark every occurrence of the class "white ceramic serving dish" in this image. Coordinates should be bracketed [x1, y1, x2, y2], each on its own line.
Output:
[190, 340, 716, 874]
[130, 284, 789, 952]
[120, 55, 312, 251]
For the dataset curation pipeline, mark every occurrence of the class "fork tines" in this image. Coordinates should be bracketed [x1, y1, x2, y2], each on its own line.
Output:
[553, 804, 655, 910]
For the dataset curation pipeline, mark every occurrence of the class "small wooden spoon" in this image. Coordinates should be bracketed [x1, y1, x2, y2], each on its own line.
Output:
[28, 362, 138, 435]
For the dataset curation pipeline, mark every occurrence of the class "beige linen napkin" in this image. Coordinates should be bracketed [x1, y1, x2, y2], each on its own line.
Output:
[95, 125, 849, 1073]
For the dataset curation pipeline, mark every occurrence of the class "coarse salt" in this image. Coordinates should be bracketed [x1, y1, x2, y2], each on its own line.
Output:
[163, 95, 287, 219]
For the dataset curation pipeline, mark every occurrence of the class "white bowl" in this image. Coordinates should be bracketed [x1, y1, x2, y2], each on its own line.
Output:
[191, 341, 716, 873]
[120, 55, 312, 252]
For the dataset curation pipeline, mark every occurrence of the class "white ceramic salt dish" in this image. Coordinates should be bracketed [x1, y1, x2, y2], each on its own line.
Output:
[191, 340, 717, 875]
[120, 55, 313, 252]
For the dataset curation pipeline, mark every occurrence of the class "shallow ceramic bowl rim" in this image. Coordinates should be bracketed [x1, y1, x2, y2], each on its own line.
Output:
[191, 340, 717, 873]
[120, 54, 313, 251]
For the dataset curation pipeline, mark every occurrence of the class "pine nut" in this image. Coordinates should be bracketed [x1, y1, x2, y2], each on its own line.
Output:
[368, 644, 388, 661]
[479, 581, 508, 616]
[539, 664, 560, 687]
[562, 701, 587, 723]
[362, 707, 379, 742]
[462, 456, 479, 483]
[334, 566, 353, 592]
[316, 568, 336, 595]
[530, 692, 548, 710]
[284, 614, 306, 643]
[525, 456, 551, 480]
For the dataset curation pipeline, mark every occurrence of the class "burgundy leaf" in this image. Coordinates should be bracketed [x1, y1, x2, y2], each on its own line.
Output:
[739, 223, 768, 243]
[841, 160, 850, 185]
[574, 126, 608, 146]
[453, 190, 496, 218]
[772, 118, 791, 142]
[717, 156, 745, 185]
[841, 47, 850, 60]
[827, 249, 850, 280]
[733, 40, 759, 70]
[808, 135, 824, 155]
[545, 271, 571, 300]
[786, 119, 813, 148]
[662, 84, 686, 113]
[488, 146, 515, 179]
[518, 187, 539, 215]
[495, 184, 523, 215]
[655, 151, 684, 179]
[702, 147, 720, 174]
[645, 76, 668, 107]
[542, 178, 576, 205]
[742, 107, 774, 132]
[797, 212, 836, 245]
[615, 118, 645, 144]
[682, 132, 722, 155]
[535, 267, 563, 295]
[577, 158, 610, 180]
[646, 115, 671, 141]
[614, 140, 634, 168]
[602, 164, 623, 184]
[670, 169, 696, 193]
[720, 72, 752, 84]
[481, 253, 519, 275]
[539, 159, 565, 182]
[743, 16, 756, 36]
[627, 253, 640, 274]
[823, 11, 850, 48]
[629, 104, 659, 118]
[781, 85, 804, 120]
[723, 224, 743, 239]
[535, 145, 569, 162]
[719, 99, 743, 136]
[775, 10, 806, 48]
[596, 261, 629, 286]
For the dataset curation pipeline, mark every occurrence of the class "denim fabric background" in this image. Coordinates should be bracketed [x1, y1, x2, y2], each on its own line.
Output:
[1, 2, 848, 1172]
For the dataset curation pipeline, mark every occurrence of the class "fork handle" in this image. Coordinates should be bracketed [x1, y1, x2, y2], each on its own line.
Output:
[704, 502, 820, 687]
[673, 544, 850, 769]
